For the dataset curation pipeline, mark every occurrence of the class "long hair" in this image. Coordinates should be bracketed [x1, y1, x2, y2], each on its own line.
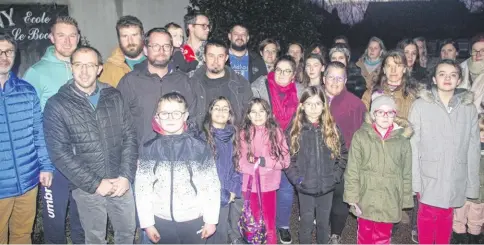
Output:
[301, 54, 326, 87]
[397, 38, 421, 69]
[289, 86, 341, 159]
[238, 98, 286, 164]
[362, 36, 386, 60]
[202, 97, 240, 170]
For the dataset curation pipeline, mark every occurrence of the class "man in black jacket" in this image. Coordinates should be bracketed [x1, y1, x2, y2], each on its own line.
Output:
[43, 46, 138, 244]
[227, 24, 267, 83]
[117, 27, 197, 145]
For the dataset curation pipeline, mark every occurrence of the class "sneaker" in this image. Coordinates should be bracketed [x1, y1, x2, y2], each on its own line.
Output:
[329, 234, 342, 244]
[278, 228, 292, 244]
[411, 230, 418, 243]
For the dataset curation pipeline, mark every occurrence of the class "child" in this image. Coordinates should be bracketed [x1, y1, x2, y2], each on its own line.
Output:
[344, 95, 413, 244]
[135, 92, 221, 244]
[202, 97, 244, 244]
[165, 22, 198, 73]
[452, 113, 484, 244]
[285, 86, 348, 244]
[409, 59, 480, 244]
[238, 98, 290, 244]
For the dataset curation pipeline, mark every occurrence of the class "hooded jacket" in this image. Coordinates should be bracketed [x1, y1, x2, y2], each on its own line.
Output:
[344, 115, 413, 223]
[361, 82, 416, 119]
[135, 127, 221, 228]
[0, 72, 54, 199]
[409, 87, 480, 208]
[43, 81, 138, 194]
[99, 47, 132, 88]
[23, 45, 72, 110]
[459, 59, 484, 113]
[285, 119, 348, 196]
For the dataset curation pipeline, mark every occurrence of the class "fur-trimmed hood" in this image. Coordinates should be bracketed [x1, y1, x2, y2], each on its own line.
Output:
[418, 86, 474, 106]
[362, 113, 413, 139]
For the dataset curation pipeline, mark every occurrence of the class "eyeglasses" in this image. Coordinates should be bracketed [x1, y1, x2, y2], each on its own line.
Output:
[275, 68, 293, 76]
[471, 49, 484, 56]
[374, 110, 397, 118]
[325, 75, 346, 83]
[303, 101, 324, 108]
[193, 23, 211, 30]
[213, 106, 230, 113]
[148, 44, 173, 52]
[157, 111, 186, 120]
[249, 110, 267, 117]
[72, 63, 98, 71]
[0, 49, 14, 58]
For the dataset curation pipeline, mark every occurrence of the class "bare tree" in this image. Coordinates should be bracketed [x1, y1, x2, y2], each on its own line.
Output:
[460, 0, 484, 12]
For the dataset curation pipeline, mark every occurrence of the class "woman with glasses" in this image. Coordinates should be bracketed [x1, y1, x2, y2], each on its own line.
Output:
[259, 39, 280, 73]
[459, 33, 484, 112]
[251, 55, 304, 244]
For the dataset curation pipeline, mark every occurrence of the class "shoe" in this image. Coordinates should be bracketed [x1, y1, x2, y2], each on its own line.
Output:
[452, 232, 467, 244]
[278, 228, 292, 244]
[231, 237, 248, 244]
[329, 234, 342, 244]
[468, 233, 481, 244]
[411, 230, 418, 244]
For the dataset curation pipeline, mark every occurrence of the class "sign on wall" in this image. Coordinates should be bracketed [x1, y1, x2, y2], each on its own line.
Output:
[0, 4, 68, 76]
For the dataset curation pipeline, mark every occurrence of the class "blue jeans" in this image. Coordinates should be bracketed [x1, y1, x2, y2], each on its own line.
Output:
[276, 172, 294, 229]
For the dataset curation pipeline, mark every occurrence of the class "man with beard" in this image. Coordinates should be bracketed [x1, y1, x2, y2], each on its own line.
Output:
[23, 16, 85, 244]
[183, 11, 210, 75]
[191, 40, 252, 132]
[227, 24, 266, 83]
[117, 28, 197, 145]
[0, 32, 54, 244]
[100, 16, 145, 88]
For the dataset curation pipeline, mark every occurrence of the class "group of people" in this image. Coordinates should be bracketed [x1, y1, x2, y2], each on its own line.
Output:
[0, 10, 483, 245]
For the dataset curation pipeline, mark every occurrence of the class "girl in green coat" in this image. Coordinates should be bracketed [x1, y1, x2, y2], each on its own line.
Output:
[344, 95, 413, 244]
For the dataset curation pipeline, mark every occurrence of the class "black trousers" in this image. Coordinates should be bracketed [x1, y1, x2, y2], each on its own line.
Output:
[298, 191, 333, 244]
[330, 180, 350, 236]
[153, 216, 206, 244]
[206, 198, 243, 244]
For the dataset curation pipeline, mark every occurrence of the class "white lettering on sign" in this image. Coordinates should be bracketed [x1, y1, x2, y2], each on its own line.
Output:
[0, 8, 15, 28]
[23, 11, 50, 24]
[11, 28, 25, 41]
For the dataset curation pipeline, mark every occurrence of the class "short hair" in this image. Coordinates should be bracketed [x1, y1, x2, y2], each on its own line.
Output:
[144, 27, 173, 46]
[433, 59, 462, 79]
[259, 38, 280, 53]
[308, 43, 327, 58]
[204, 39, 228, 55]
[329, 43, 351, 63]
[157, 92, 188, 111]
[274, 55, 297, 72]
[50, 16, 79, 34]
[116, 15, 144, 38]
[333, 35, 349, 44]
[230, 24, 249, 36]
[70, 45, 103, 65]
[164, 22, 183, 30]
[184, 11, 207, 37]
[363, 36, 386, 59]
[478, 113, 484, 132]
[324, 61, 346, 77]
[440, 39, 459, 53]
[470, 33, 484, 50]
[0, 32, 17, 51]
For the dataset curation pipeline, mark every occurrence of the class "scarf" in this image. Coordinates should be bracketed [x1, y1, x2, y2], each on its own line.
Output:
[364, 57, 381, 66]
[372, 123, 394, 140]
[267, 72, 299, 130]
[468, 59, 484, 83]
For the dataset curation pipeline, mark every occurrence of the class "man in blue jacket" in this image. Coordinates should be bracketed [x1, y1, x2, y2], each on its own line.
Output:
[0, 32, 54, 244]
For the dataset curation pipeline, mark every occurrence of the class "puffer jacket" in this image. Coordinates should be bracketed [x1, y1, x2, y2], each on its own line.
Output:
[43, 81, 138, 194]
[285, 119, 348, 196]
[99, 47, 132, 88]
[0, 72, 54, 199]
[135, 128, 221, 228]
[344, 115, 413, 223]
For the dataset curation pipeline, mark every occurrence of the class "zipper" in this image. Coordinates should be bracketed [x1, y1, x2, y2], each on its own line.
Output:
[2, 94, 22, 192]
[315, 128, 321, 189]
[170, 160, 175, 221]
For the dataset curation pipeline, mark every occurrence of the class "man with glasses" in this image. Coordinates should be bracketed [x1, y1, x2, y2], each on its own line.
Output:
[190, 40, 252, 134]
[227, 24, 266, 83]
[0, 32, 54, 244]
[117, 28, 197, 144]
[43, 46, 138, 244]
[183, 11, 211, 75]
[459, 33, 484, 112]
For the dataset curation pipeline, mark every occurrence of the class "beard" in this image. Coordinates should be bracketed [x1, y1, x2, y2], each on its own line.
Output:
[148, 56, 170, 68]
[230, 40, 247, 52]
[121, 43, 144, 59]
[208, 67, 224, 74]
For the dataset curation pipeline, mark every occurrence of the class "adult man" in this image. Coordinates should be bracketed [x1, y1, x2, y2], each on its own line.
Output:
[99, 15, 145, 88]
[22, 16, 84, 244]
[117, 28, 197, 145]
[191, 40, 252, 132]
[0, 32, 54, 244]
[43, 46, 138, 244]
[227, 24, 267, 83]
[182, 11, 210, 74]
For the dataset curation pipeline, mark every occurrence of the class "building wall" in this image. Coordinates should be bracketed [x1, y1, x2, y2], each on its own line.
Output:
[4, 0, 190, 60]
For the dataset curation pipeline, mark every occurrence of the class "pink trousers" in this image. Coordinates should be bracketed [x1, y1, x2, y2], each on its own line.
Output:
[357, 218, 393, 244]
[418, 202, 453, 244]
[453, 201, 484, 235]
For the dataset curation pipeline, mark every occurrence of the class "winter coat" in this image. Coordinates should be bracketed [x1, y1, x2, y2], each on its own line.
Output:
[355, 57, 382, 92]
[409, 87, 480, 208]
[0, 72, 54, 199]
[226, 51, 268, 83]
[469, 153, 484, 204]
[43, 81, 138, 194]
[346, 62, 367, 98]
[190, 65, 252, 129]
[410, 65, 429, 86]
[135, 129, 221, 228]
[99, 47, 132, 88]
[459, 59, 484, 113]
[23, 45, 72, 110]
[361, 82, 416, 119]
[251, 75, 305, 105]
[344, 115, 413, 223]
[238, 126, 290, 193]
[285, 119, 348, 196]
[117, 60, 197, 144]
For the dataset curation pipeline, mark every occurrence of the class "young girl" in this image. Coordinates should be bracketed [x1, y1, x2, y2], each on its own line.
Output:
[135, 92, 221, 244]
[238, 98, 290, 244]
[452, 113, 484, 244]
[285, 86, 347, 244]
[202, 97, 244, 244]
[164, 22, 198, 73]
[344, 95, 413, 244]
[302, 54, 326, 87]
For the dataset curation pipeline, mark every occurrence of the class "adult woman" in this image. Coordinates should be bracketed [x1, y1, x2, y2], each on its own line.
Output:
[440, 39, 459, 61]
[287, 42, 305, 83]
[308, 42, 328, 58]
[355, 37, 386, 92]
[460, 33, 484, 113]
[413, 37, 428, 68]
[361, 50, 417, 119]
[251, 55, 304, 244]
[259, 38, 280, 73]
[301, 54, 326, 87]
[397, 39, 428, 85]
[329, 43, 366, 98]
